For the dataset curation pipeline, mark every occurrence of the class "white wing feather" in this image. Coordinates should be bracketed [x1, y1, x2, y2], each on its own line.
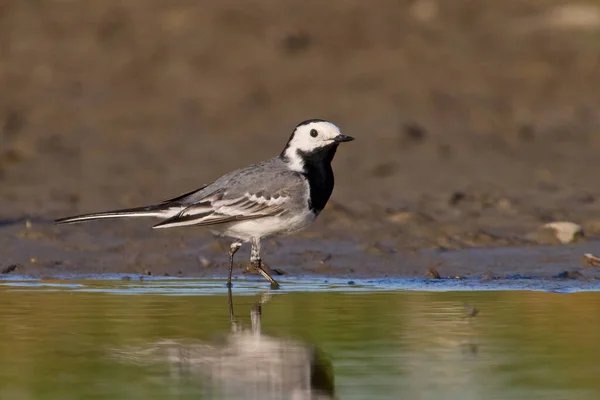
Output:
[152, 192, 289, 229]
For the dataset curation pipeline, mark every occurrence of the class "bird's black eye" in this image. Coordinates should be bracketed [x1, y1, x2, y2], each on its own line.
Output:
[310, 129, 318, 137]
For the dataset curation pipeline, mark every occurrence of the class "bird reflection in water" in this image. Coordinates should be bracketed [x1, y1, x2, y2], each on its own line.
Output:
[117, 288, 335, 400]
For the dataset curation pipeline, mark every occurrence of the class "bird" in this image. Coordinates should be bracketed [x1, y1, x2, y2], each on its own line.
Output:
[54, 119, 354, 289]
[118, 287, 336, 399]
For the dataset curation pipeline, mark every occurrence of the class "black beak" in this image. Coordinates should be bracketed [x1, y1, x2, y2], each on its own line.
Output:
[334, 135, 355, 143]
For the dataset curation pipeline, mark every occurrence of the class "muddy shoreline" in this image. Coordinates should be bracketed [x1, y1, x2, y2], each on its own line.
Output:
[1, 216, 599, 282]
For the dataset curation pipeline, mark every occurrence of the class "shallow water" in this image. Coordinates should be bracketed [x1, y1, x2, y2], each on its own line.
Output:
[1, 277, 600, 399]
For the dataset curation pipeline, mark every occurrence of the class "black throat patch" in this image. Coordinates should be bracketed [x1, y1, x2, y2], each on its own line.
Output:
[296, 143, 339, 214]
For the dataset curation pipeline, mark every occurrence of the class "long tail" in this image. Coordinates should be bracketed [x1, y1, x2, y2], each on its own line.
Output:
[54, 204, 179, 225]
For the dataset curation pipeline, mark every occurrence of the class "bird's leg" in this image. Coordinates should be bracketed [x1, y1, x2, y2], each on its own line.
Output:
[250, 289, 272, 335]
[227, 284, 240, 332]
[250, 302, 262, 336]
[250, 238, 280, 290]
[227, 242, 242, 288]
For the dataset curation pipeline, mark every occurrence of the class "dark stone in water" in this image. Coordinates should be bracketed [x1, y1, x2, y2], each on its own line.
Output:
[425, 268, 441, 279]
[1, 264, 21, 274]
[554, 270, 585, 280]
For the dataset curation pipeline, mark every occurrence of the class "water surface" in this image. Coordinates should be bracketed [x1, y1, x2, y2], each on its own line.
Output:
[1, 278, 599, 399]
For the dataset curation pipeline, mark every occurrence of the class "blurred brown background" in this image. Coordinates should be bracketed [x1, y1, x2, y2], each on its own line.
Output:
[2, 0, 600, 247]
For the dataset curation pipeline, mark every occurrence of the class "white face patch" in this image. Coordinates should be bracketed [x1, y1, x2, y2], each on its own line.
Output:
[282, 121, 343, 172]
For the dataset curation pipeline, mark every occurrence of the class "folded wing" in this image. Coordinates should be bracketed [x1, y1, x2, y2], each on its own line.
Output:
[152, 189, 288, 229]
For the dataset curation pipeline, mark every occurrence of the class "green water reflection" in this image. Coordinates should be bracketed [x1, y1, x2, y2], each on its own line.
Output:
[1, 284, 600, 399]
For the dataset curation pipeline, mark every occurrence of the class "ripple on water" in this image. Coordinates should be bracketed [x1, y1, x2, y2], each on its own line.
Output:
[1, 274, 599, 295]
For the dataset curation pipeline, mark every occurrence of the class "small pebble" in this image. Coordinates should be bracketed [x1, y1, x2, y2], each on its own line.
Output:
[582, 253, 600, 268]
[320, 254, 332, 263]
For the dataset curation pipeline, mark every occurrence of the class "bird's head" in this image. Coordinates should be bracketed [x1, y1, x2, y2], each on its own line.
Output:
[280, 119, 354, 172]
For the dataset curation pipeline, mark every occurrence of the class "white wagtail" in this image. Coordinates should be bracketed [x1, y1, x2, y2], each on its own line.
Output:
[55, 119, 354, 288]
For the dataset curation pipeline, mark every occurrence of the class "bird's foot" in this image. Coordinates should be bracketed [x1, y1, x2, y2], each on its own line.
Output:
[248, 260, 281, 290]
[243, 260, 272, 274]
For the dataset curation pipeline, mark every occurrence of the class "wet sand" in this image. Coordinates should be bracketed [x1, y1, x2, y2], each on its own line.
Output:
[1, 1, 600, 281]
[1, 218, 599, 282]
